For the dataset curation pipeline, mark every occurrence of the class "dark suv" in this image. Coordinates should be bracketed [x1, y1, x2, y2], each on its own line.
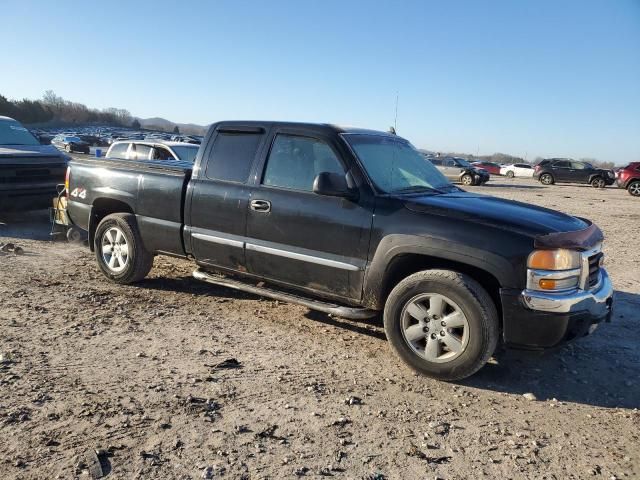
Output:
[534, 159, 615, 188]
[615, 162, 640, 197]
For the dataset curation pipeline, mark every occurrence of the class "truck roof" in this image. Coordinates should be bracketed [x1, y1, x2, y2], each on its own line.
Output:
[213, 121, 398, 137]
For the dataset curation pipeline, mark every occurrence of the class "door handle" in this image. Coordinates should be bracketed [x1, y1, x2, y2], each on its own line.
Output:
[250, 199, 271, 212]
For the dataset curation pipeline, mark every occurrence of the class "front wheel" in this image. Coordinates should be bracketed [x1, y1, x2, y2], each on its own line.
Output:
[591, 176, 605, 188]
[94, 213, 153, 284]
[628, 180, 640, 197]
[383, 270, 499, 381]
[506, 170, 515, 178]
[461, 174, 474, 186]
[65, 144, 72, 153]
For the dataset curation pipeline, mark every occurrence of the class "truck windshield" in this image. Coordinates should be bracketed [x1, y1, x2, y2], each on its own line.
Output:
[343, 134, 454, 194]
[0, 120, 41, 146]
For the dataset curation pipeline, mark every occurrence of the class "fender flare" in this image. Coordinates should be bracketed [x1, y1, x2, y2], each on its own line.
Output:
[362, 234, 517, 309]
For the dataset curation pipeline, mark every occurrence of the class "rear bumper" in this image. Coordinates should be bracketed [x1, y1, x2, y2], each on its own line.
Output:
[500, 269, 614, 349]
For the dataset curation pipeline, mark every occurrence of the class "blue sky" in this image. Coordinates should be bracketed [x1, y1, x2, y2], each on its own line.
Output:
[2, 0, 639, 164]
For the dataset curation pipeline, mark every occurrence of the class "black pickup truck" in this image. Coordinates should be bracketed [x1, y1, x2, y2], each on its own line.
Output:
[1, 116, 68, 211]
[66, 121, 614, 380]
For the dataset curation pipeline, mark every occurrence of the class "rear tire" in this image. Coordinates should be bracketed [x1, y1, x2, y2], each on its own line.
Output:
[383, 270, 499, 381]
[94, 213, 153, 284]
[539, 173, 554, 185]
[65, 144, 72, 153]
[628, 180, 640, 197]
[506, 171, 515, 178]
[591, 176, 605, 188]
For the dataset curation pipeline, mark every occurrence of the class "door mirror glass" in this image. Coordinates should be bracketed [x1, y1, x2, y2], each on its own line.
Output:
[313, 172, 355, 198]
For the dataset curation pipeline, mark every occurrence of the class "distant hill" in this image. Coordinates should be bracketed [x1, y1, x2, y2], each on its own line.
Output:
[136, 117, 209, 136]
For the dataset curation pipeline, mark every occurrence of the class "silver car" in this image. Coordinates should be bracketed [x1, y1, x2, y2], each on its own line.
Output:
[105, 140, 199, 163]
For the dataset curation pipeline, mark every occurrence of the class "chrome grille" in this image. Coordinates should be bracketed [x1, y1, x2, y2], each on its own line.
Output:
[587, 252, 603, 288]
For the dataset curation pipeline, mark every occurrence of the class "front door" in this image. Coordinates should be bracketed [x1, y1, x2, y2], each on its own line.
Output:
[245, 131, 372, 301]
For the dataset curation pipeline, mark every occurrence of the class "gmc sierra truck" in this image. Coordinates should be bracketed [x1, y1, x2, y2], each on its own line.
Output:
[65, 121, 614, 380]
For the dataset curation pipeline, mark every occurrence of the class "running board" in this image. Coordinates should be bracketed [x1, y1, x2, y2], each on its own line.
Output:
[192, 269, 378, 320]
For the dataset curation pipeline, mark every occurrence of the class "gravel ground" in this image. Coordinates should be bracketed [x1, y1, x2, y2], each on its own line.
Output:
[0, 178, 638, 480]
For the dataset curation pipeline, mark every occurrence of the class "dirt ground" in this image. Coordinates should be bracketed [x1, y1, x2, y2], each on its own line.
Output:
[1, 178, 638, 480]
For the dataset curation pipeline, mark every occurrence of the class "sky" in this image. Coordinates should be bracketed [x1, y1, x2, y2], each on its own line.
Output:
[2, 0, 639, 164]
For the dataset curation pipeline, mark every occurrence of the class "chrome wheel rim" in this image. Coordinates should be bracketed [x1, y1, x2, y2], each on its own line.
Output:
[101, 227, 129, 273]
[401, 293, 470, 364]
[593, 179, 604, 188]
[541, 174, 552, 185]
[630, 183, 640, 196]
[462, 176, 472, 185]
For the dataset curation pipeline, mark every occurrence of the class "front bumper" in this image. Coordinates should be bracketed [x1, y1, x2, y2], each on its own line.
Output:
[500, 268, 614, 349]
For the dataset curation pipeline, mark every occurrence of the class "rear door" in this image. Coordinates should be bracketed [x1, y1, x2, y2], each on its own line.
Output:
[441, 158, 459, 180]
[551, 160, 571, 181]
[186, 126, 268, 270]
[244, 128, 372, 301]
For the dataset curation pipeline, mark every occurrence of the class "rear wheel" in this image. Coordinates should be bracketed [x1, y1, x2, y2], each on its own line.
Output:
[383, 270, 499, 381]
[461, 174, 474, 186]
[65, 144, 72, 153]
[539, 173, 554, 185]
[506, 171, 515, 178]
[591, 176, 605, 188]
[628, 180, 640, 197]
[94, 213, 153, 284]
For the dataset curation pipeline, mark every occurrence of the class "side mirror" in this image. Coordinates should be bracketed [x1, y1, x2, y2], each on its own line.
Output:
[313, 172, 357, 199]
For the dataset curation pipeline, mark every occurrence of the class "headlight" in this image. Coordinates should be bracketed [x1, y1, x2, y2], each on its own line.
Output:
[526, 249, 581, 292]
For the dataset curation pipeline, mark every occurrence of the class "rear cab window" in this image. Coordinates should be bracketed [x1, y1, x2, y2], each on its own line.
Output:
[204, 130, 265, 182]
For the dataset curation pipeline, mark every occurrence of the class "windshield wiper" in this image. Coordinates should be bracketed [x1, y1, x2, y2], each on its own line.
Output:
[391, 185, 447, 195]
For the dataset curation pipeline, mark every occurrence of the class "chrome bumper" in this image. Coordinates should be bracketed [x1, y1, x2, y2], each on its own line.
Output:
[521, 268, 613, 315]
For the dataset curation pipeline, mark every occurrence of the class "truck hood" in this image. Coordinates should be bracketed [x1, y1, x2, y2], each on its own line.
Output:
[0, 144, 66, 164]
[403, 191, 588, 237]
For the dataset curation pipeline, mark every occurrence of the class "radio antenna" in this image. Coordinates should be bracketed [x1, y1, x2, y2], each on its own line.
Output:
[394, 91, 399, 131]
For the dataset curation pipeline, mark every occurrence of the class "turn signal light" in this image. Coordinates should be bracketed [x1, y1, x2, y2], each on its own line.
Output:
[539, 279, 558, 290]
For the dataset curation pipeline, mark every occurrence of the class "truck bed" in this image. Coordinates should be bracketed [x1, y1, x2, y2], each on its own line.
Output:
[67, 157, 193, 256]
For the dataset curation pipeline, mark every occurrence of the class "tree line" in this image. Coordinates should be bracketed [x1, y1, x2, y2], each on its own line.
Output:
[0, 90, 132, 127]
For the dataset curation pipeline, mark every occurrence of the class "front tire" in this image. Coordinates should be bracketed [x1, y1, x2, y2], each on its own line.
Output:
[461, 174, 474, 186]
[591, 176, 605, 188]
[506, 171, 515, 178]
[628, 180, 640, 197]
[383, 270, 499, 381]
[94, 213, 153, 284]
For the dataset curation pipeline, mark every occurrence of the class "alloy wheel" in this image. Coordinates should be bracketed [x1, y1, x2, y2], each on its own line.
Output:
[400, 293, 470, 363]
[101, 227, 130, 273]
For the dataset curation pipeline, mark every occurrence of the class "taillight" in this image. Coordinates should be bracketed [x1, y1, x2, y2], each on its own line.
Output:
[64, 167, 70, 196]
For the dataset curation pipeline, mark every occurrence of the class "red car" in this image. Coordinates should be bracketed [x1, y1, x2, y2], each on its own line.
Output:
[472, 161, 502, 175]
[616, 162, 640, 197]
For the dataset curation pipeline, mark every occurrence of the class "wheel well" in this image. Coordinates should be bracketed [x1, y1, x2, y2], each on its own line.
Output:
[379, 254, 503, 324]
[88, 198, 134, 251]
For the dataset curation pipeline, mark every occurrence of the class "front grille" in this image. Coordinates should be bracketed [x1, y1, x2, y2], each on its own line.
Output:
[587, 252, 603, 288]
[0, 161, 66, 186]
